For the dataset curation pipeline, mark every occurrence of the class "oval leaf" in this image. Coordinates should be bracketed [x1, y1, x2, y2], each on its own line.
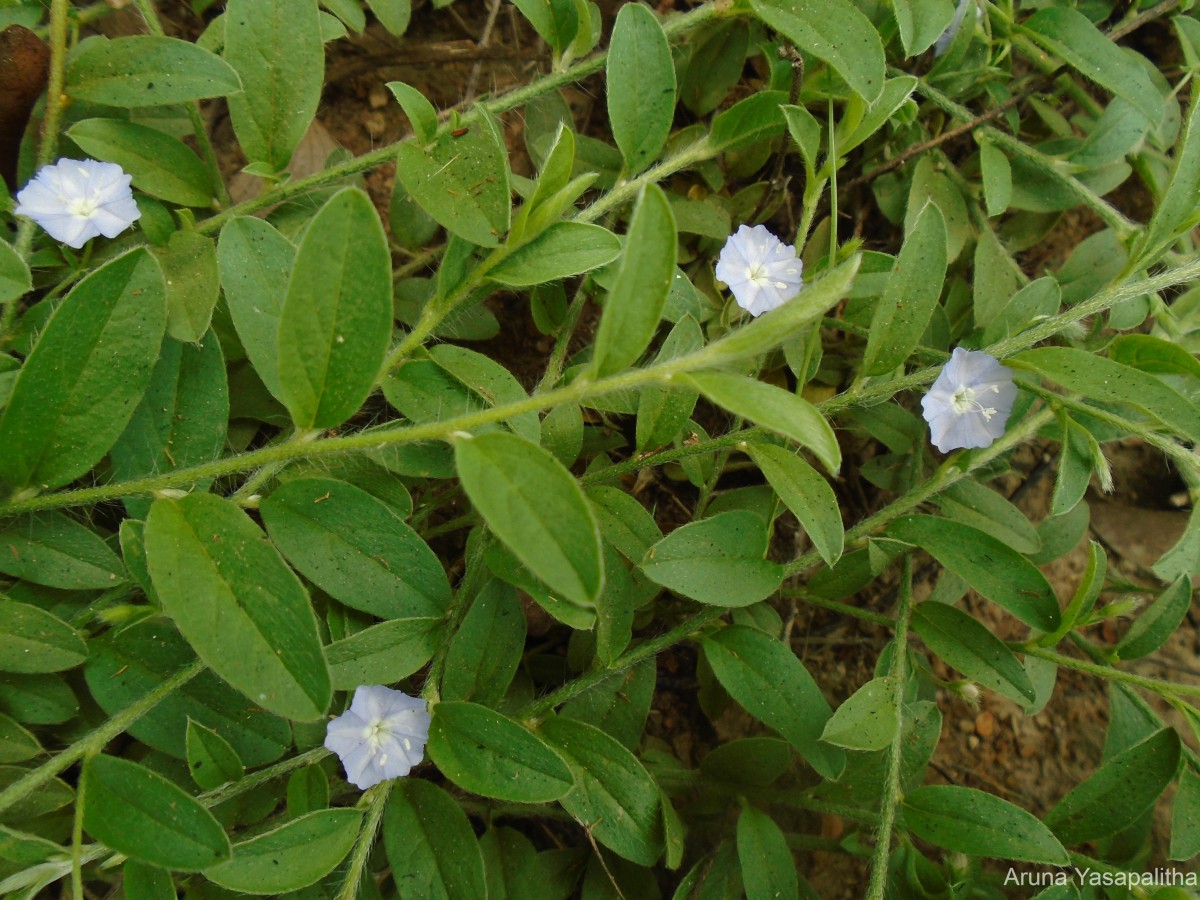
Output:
[607, 3, 675, 174]
[911, 602, 1036, 705]
[325, 616, 441, 689]
[0, 601, 86, 674]
[144, 493, 331, 721]
[384, 779, 487, 900]
[0, 512, 126, 589]
[67, 118, 213, 207]
[748, 443, 844, 565]
[83, 755, 230, 871]
[489, 222, 621, 287]
[277, 188, 393, 430]
[819, 676, 899, 751]
[904, 785, 1070, 864]
[0, 249, 166, 490]
[428, 701, 575, 803]
[455, 432, 604, 608]
[66, 35, 241, 107]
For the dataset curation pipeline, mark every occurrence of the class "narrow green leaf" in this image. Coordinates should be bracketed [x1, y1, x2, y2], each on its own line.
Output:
[1109, 334, 1200, 381]
[685, 372, 841, 474]
[701, 625, 845, 779]
[387, 81, 437, 144]
[938, 480, 1041, 556]
[325, 616, 441, 689]
[428, 701, 575, 803]
[820, 677, 899, 751]
[394, 110, 511, 247]
[0, 824, 63, 867]
[737, 806, 799, 900]
[889, 516, 1061, 632]
[384, 779, 488, 900]
[640, 511, 785, 607]
[592, 184, 677, 376]
[67, 119, 213, 207]
[223, 0, 323, 170]
[709, 91, 787, 153]
[66, 35, 241, 107]
[286, 765, 329, 818]
[277, 188, 393, 430]
[540, 716, 664, 866]
[607, 3, 675, 174]
[145, 494, 331, 721]
[205, 808, 361, 894]
[489, 222, 621, 287]
[0, 713, 42, 763]
[511, 0, 577, 52]
[455, 433, 604, 608]
[1140, 91, 1200, 264]
[892, 0, 955, 56]
[1117, 576, 1193, 661]
[441, 578, 526, 706]
[0, 601, 87, 674]
[1023, 7, 1162, 125]
[154, 230, 220, 344]
[911, 602, 1036, 705]
[0, 513, 126, 589]
[186, 718, 244, 790]
[1044, 728, 1181, 845]
[1171, 766, 1200, 861]
[368, 0, 412, 35]
[123, 861, 177, 900]
[903, 785, 1070, 864]
[218, 216, 294, 405]
[862, 202, 947, 375]
[83, 755, 230, 871]
[749, 443, 844, 565]
[429, 344, 539, 444]
[0, 249, 166, 490]
[980, 141, 1012, 217]
[0, 673, 78, 725]
[748, 0, 884, 100]
[0, 239, 31, 306]
[262, 477, 451, 619]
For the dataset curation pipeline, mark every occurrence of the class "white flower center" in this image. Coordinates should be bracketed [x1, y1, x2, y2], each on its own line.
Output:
[67, 195, 99, 218]
[362, 717, 390, 753]
[747, 262, 769, 285]
[950, 384, 999, 420]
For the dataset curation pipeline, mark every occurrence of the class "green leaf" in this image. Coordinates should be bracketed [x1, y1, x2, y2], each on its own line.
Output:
[737, 806, 798, 900]
[428, 701, 575, 803]
[0, 673, 78, 725]
[394, 110, 511, 247]
[591, 184, 677, 377]
[511, 0, 577, 52]
[1117, 575, 1193, 661]
[384, 779, 488, 900]
[441, 578, 526, 706]
[607, 3, 675, 174]
[286, 765, 329, 818]
[145, 493, 331, 721]
[456, 433, 604, 608]
[325, 616, 441, 689]
[66, 35, 242, 107]
[684, 372, 840, 474]
[892, 0, 955, 56]
[820, 677, 899, 751]
[1109, 334, 1200, 381]
[1140, 91, 1200, 264]
[540, 716, 664, 866]
[910, 602, 1036, 705]
[748, 0, 884, 100]
[0, 239, 31, 306]
[748, 443, 844, 565]
[428, 344, 540, 444]
[84, 620, 292, 766]
[0, 713, 42, 763]
[938, 480, 1041, 556]
[1171, 766, 1200, 861]
[225, 0, 323, 171]
[277, 188, 393, 430]
[262, 477, 450, 619]
[709, 91, 787, 153]
[155, 230, 221, 343]
[489, 222, 621, 287]
[640, 510, 784, 608]
[0, 249, 166, 490]
[387, 81, 437, 144]
[1013, 347, 1200, 440]
[123, 861, 178, 900]
[0, 600, 86, 674]
[903, 785, 1070, 864]
[218, 216, 294, 404]
[635, 315, 702, 452]
[701, 737, 791, 788]
[0, 513, 126, 589]
[110, 334, 229, 517]
[701, 625, 844, 779]
[368, 0, 411, 35]
[889, 516, 1061, 632]
[186, 718, 244, 790]
[980, 141, 1012, 217]
[1044, 728, 1181, 845]
[83, 755, 231, 871]
[205, 809, 360, 893]
[0, 763, 74, 822]
[1023, 7, 1162, 126]
[862, 202, 947, 375]
[67, 119, 213, 207]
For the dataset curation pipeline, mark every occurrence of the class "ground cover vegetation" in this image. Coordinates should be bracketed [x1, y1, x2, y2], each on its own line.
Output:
[1, 0, 1200, 896]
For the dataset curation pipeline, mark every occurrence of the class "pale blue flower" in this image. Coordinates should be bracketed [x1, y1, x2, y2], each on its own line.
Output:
[921, 348, 1016, 452]
[715, 224, 804, 317]
[324, 685, 430, 789]
[15, 158, 141, 249]
[934, 0, 981, 57]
